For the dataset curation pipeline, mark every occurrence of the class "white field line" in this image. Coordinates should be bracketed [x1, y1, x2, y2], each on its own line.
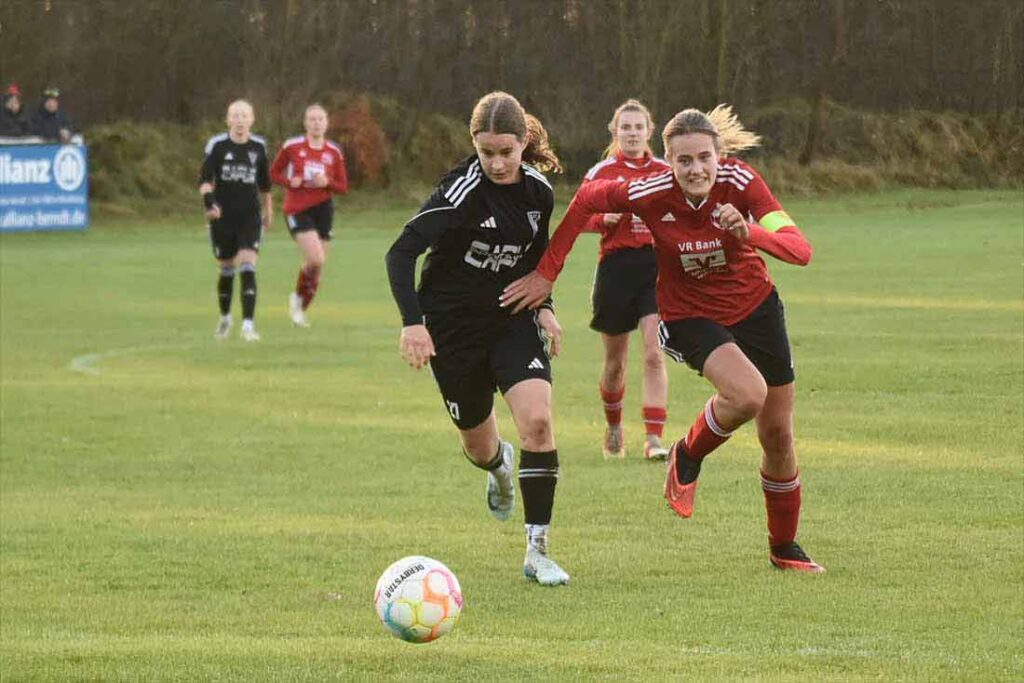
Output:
[68, 344, 196, 376]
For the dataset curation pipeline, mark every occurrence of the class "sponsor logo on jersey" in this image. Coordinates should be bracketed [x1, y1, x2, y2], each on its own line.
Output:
[480, 216, 497, 229]
[526, 211, 542, 236]
[220, 163, 257, 184]
[661, 212, 676, 222]
[463, 241, 525, 272]
[528, 358, 545, 370]
[678, 249, 727, 279]
[224, 151, 234, 160]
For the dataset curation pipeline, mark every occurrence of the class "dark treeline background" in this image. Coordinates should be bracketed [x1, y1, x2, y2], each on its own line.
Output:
[3, 0, 1022, 192]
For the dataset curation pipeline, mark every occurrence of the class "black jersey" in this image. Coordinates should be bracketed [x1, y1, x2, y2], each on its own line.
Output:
[386, 155, 555, 326]
[199, 133, 271, 217]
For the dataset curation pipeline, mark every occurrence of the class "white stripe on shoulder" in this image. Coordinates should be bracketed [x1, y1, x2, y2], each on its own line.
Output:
[283, 135, 305, 148]
[716, 175, 747, 192]
[523, 165, 552, 190]
[628, 180, 674, 201]
[326, 141, 344, 157]
[629, 170, 673, 190]
[204, 133, 228, 155]
[720, 162, 754, 181]
[444, 161, 481, 207]
[404, 206, 456, 228]
[250, 134, 267, 150]
[585, 157, 618, 181]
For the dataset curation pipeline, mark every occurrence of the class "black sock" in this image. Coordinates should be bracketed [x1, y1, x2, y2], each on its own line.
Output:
[217, 267, 234, 315]
[239, 266, 257, 320]
[465, 443, 504, 471]
[676, 440, 702, 485]
[519, 449, 558, 525]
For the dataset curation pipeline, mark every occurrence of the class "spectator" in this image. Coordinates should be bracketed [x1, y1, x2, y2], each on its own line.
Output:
[0, 84, 29, 137]
[28, 87, 74, 143]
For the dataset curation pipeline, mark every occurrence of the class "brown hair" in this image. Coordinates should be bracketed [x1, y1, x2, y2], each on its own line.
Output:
[470, 91, 562, 174]
[602, 98, 655, 160]
[661, 104, 761, 156]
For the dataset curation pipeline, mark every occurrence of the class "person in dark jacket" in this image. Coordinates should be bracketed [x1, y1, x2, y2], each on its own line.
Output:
[28, 87, 73, 142]
[0, 84, 29, 137]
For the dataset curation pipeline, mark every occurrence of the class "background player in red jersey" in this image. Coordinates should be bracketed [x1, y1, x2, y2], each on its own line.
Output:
[501, 106, 824, 574]
[581, 99, 671, 461]
[270, 104, 349, 328]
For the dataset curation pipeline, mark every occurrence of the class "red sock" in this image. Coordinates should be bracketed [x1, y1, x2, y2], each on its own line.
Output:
[761, 471, 801, 548]
[295, 266, 321, 309]
[642, 406, 666, 438]
[600, 385, 624, 427]
[684, 397, 732, 460]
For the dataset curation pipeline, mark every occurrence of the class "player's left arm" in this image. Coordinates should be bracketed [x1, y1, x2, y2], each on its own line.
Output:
[329, 145, 349, 195]
[258, 148, 273, 229]
[734, 169, 812, 266]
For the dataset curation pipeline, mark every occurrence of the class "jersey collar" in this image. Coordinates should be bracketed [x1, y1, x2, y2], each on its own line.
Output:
[616, 150, 654, 170]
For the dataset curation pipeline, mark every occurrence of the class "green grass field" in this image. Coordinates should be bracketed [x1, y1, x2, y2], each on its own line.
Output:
[2, 189, 1022, 681]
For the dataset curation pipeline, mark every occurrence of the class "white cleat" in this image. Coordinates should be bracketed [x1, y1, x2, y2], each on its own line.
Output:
[288, 292, 310, 327]
[214, 314, 233, 340]
[602, 424, 625, 459]
[240, 321, 261, 342]
[644, 434, 670, 461]
[486, 441, 516, 521]
[523, 547, 570, 586]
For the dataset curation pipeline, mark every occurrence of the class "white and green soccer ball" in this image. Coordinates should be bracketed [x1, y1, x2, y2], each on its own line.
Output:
[374, 556, 463, 643]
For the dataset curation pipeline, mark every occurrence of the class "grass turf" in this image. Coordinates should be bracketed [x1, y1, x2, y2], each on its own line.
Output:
[1, 189, 1021, 681]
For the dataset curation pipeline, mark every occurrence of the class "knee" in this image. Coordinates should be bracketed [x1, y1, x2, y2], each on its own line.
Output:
[758, 421, 794, 457]
[643, 347, 665, 373]
[727, 379, 768, 422]
[306, 256, 324, 272]
[603, 357, 627, 385]
[518, 412, 553, 449]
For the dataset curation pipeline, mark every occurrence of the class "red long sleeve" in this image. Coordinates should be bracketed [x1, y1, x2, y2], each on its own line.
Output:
[270, 147, 290, 187]
[328, 153, 348, 195]
[746, 225, 812, 266]
[536, 179, 629, 281]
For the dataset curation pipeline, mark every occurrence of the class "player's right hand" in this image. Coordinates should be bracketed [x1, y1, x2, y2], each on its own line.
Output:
[400, 324, 436, 370]
[602, 213, 622, 227]
[205, 205, 222, 220]
[290, 176, 303, 188]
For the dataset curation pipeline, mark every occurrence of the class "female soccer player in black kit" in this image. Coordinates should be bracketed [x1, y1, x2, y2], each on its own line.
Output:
[199, 99, 272, 341]
[385, 92, 570, 586]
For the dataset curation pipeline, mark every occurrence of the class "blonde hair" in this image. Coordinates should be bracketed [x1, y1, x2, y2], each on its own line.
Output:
[304, 102, 327, 118]
[661, 104, 761, 156]
[226, 99, 254, 122]
[602, 98, 655, 160]
[470, 91, 563, 174]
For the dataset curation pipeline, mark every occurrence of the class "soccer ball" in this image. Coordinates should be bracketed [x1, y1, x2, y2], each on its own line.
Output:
[374, 556, 463, 643]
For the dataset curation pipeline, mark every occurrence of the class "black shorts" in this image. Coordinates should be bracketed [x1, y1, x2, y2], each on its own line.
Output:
[286, 201, 334, 241]
[426, 310, 553, 430]
[590, 246, 659, 335]
[209, 213, 262, 260]
[658, 289, 795, 386]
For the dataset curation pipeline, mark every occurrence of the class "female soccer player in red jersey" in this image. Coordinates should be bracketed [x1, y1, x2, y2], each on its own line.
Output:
[270, 104, 349, 328]
[580, 99, 671, 461]
[502, 106, 824, 573]
[385, 92, 570, 585]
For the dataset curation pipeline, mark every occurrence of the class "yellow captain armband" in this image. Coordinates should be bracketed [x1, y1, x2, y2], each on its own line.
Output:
[759, 210, 796, 232]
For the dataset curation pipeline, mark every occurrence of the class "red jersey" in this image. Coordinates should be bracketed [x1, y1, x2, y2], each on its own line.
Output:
[270, 136, 348, 215]
[538, 158, 812, 326]
[581, 152, 671, 259]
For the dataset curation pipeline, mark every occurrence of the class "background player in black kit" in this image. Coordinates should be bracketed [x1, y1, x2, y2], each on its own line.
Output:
[385, 91, 570, 586]
[199, 99, 272, 341]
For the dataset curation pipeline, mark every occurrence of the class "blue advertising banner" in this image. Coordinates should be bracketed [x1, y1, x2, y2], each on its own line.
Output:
[0, 143, 89, 232]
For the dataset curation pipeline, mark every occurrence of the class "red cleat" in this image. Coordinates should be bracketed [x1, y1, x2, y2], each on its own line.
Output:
[664, 441, 698, 518]
[770, 542, 825, 574]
